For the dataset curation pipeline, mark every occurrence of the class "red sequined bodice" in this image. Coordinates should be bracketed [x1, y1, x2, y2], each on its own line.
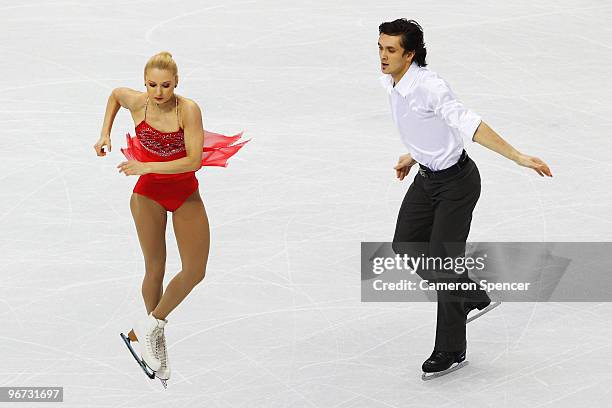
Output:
[135, 120, 186, 157]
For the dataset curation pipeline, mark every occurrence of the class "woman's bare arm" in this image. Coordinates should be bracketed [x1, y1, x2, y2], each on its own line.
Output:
[99, 88, 140, 142]
[95, 88, 140, 156]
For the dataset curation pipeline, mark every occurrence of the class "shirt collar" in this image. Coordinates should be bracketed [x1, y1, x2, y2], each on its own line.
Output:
[379, 61, 420, 97]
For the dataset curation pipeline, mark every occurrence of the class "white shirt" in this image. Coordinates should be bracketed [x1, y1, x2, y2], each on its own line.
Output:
[380, 61, 482, 171]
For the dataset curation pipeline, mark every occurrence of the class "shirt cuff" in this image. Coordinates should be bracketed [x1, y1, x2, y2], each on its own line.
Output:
[460, 111, 482, 145]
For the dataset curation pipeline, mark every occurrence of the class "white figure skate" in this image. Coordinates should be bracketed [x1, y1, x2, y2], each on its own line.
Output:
[132, 313, 165, 374]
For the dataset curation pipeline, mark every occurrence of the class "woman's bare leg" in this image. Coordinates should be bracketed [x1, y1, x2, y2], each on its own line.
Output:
[127, 192, 168, 341]
[151, 190, 210, 320]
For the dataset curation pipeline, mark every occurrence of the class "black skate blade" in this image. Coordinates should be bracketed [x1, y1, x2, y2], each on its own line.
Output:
[421, 360, 469, 381]
[467, 301, 501, 324]
[120, 333, 155, 379]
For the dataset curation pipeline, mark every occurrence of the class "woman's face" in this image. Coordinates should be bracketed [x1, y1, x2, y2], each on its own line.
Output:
[144, 68, 177, 105]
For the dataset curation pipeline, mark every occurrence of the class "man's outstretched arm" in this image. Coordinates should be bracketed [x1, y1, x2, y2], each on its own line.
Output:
[472, 121, 553, 177]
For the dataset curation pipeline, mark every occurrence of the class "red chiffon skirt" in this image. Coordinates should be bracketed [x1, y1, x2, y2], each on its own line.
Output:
[120, 130, 249, 181]
[120, 129, 248, 211]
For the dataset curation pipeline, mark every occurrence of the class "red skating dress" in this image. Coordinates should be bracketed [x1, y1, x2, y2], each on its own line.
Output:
[120, 96, 248, 212]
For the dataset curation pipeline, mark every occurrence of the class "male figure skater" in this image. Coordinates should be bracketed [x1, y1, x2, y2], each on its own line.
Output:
[378, 19, 552, 379]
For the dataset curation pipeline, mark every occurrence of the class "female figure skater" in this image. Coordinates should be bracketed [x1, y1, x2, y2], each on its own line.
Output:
[93, 51, 248, 387]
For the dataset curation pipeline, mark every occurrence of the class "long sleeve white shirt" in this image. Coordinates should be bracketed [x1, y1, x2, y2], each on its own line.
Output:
[380, 61, 482, 171]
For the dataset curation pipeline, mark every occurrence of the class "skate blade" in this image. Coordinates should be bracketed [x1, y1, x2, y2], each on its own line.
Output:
[467, 301, 501, 324]
[120, 333, 156, 379]
[159, 378, 168, 389]
[421, 360, 469, 381]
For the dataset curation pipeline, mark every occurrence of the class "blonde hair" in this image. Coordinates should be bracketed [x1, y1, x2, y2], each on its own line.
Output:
[144, 51, 178, 77]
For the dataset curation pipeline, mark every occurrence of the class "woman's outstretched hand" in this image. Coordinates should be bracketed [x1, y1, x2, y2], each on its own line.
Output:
[394, 153, 417, 181]
[94, 135, 111, 157]
[514, 153, 553, 177]
[117, 160, 150, 176]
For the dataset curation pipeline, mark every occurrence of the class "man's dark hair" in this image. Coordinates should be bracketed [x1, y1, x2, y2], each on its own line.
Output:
[379, 18, 427, 67]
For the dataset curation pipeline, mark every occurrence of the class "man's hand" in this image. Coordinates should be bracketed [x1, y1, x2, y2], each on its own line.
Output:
[394, 153, 417, 181]
[514, 153, 553, 177]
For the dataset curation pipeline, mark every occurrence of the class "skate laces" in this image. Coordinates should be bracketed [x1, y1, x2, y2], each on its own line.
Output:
[145, 326, 159, 355]
[155, 328, 168, 367]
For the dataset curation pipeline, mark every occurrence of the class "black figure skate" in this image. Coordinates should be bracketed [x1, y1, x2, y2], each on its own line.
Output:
[421, 349, 468, 381]
[465, 299, 501, 324]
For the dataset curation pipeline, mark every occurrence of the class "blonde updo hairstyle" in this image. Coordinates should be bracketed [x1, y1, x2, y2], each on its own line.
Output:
[144, 51, 179, 87]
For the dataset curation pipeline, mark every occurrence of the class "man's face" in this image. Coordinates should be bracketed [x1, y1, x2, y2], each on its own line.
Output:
[378, 34, 413, 77]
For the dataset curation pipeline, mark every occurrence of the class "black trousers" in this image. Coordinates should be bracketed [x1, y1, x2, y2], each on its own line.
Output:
[392, 155, 489, 352]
